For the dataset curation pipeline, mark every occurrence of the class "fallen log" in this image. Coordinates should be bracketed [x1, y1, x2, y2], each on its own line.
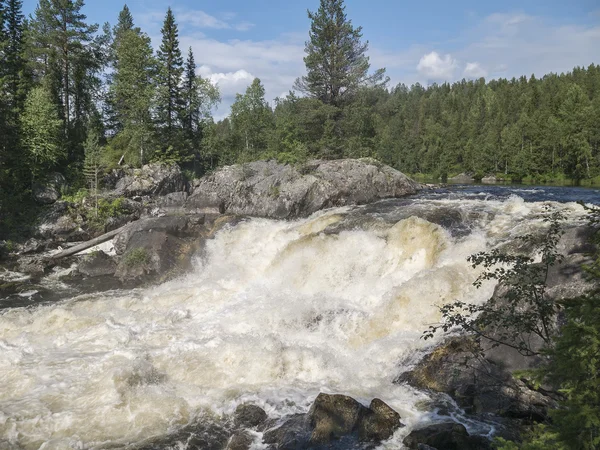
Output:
[49, 224, 129, 262]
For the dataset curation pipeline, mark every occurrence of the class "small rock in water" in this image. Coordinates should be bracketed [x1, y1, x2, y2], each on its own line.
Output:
[358, 398, 403, 442]
[234, 403, 268, 429]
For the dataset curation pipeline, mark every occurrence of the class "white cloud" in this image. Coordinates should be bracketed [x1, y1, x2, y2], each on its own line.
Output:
[416, 51, 458, 79]
[463, 62, 487, 79]
[177, 36, 305, 114]
[208, 69, 255, 90]
[144, 8, 255, 32]
[141, 7, 600, 116]
[181, 11, 230, 29]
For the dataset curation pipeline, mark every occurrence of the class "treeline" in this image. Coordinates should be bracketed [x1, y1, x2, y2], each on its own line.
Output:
[0, 0, 219, 217]
[1, 0, 599, 225]
[214, 66, 600, 183]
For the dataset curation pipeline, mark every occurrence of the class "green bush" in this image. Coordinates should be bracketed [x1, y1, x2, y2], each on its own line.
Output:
[122, 248, 150, 268]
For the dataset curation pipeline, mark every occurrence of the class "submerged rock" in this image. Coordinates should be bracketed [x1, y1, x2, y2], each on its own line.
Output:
[234, 403, 268, 429]
[188, 158, 420, 219]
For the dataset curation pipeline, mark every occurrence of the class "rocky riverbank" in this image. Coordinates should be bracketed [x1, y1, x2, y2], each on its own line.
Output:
[0, 158, 421, 297]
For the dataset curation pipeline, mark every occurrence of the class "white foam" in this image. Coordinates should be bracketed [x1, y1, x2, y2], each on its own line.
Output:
[0, 200, 586, 448]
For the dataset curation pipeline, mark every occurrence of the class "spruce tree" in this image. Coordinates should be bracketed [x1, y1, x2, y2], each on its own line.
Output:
[21, 86, 64, 181]
[109, 26, 155, 166]
[295, 0, 387, 106]
[156, 7, 183, 147]
[112, 3, 133, 47]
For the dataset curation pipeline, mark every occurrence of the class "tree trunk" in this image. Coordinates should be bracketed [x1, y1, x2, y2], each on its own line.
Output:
[50, 225, 127, 262]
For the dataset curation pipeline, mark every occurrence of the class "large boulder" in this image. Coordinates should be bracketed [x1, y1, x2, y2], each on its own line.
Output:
[395, 337, 556, 422]
[37, 201, 82, 241]
[115, 163, 187, 198]
[114, 230, 188, 282]
[113, 215, 209, 255]
[113, 214, 214, 283]
[32, 173, 67, 205]
[188, 158, 420, 219]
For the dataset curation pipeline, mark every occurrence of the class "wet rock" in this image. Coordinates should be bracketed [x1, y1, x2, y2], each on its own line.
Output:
[263, 414, 311, 449]
[308, 393, 367, 443]
[226, 431, 255, 450]
[358, 398, 403, 442]
[114, 230, 188, 282]
[188, 158, 420, 219]
[138, 418, 233, 450]
[396, 337, 556, 422]
[32, 173, 66, 205]
[262, 394, 403, 449]
[234, 404, 268, 429]
[78, 251, 117, 277]
[115, 163, 187, 197]
[403, 422, 491, 450]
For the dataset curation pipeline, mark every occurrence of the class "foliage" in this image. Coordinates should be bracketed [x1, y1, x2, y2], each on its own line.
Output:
[122, 247, 150, 268]
[424, 206, 566, 356]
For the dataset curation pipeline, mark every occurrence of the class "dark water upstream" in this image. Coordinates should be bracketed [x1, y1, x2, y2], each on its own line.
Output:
[0, 185, 597, 449]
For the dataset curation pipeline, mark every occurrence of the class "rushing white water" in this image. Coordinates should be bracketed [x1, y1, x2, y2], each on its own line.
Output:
[0, 196, 587, 449]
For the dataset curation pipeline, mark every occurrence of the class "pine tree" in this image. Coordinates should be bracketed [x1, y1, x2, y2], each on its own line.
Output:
[29, 0, 99, 141]
[295, 0, 387, 106]
[155, 7, 183, 147]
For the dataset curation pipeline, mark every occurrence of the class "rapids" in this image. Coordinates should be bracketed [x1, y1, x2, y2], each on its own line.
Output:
[0, 187, 592, 449]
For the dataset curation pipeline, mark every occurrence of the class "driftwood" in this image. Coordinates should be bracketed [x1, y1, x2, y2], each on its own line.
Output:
[49, 224, 128, 261]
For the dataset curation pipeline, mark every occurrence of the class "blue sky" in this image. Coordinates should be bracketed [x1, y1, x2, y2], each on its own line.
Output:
[23, 0, 600, 116]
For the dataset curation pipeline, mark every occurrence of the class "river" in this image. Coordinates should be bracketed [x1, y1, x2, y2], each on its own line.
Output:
[0, 185, 597, 449]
